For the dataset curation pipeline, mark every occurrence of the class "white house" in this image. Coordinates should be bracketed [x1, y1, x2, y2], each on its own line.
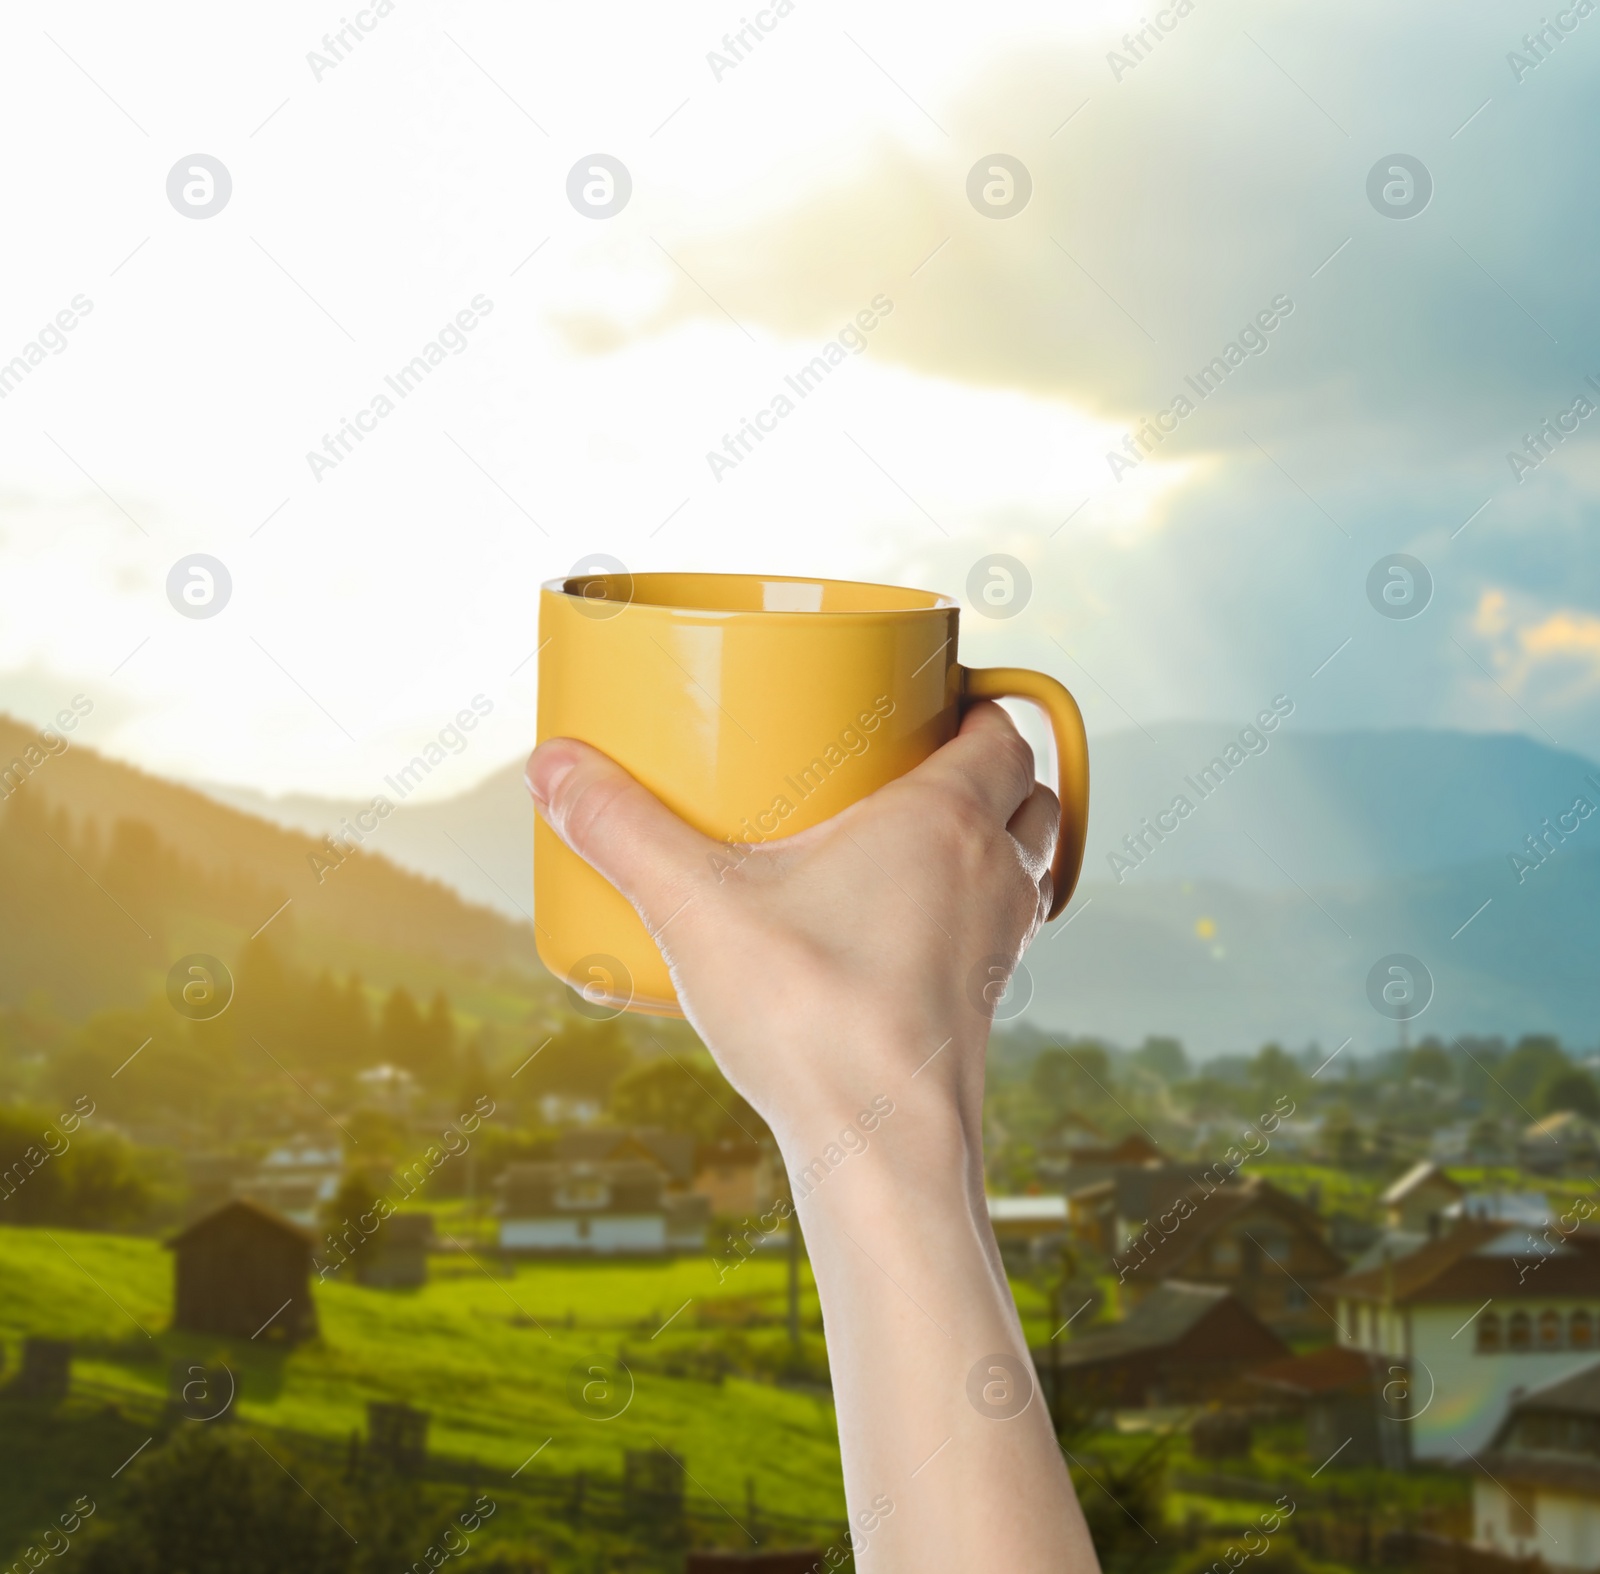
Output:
[988, 1195, 1069, 1269]
[1448, 1190, 1555, 1229]
[1332, 1219, 1600, 1461]
[1470, 1361, 1600, 1570]
[987, 1195, 1069, 1231]
[1522, 1112, 1600, 1176]
[498, 1159, 708, 1255]
[234, 1140, 343, 1227]
[1346, 1162, 1466, 1274]
[1382, 1162, 1464, 1236]
[353, 1063, 418, 1117]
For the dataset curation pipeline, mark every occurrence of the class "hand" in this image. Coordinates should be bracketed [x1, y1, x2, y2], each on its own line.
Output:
[523, 700, 1057, 1153]
[526, 700, 1100, 1572]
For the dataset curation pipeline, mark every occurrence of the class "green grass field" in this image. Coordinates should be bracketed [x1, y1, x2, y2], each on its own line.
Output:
[0, 1224, 851, 1562]
[0, 1222, 1458, 1571]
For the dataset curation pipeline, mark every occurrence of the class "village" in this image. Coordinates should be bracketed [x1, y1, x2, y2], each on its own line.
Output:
[9, 1011, 1600, 1572]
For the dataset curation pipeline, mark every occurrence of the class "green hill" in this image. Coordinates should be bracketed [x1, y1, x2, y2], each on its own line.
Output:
[0, 1223, 848, 1564]
[0, 714, 555, 1026]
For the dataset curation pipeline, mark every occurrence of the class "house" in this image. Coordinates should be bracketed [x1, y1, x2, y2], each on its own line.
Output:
[233, 1140, 343, 1227]
[1042, 1131, 1164, 1194]
[1113, 1174, 1346, 1338]
[1451, 1192, 1555, 1227]
[1344, 1162, 1467, 1274]
[353, 1063, 418, 1117]
[693, 1138, 781, 1220]
[538, 1092, 603, 1126]
[555, 1128, 696, 1192]
[499, 1160, 710, 1254]
[1066, 1179, 1120, 1259]
[1430, 1122, 1475, 1164]
[1033, 1281, 1288, 1410]
[355, 1211, 432, 1289]
[1522, 1113, 1600, 1175]
[1057, 1152, 1209, 1262]
[1251, 1345, 1408, 1470]
[1034, 1112, 1106, 1169]
[1384, 1162, 1465, 1236]
[988, 1195, 1069, 1270]
[167, 1199, 318, 1342]
[1466, 1360, 1600, 1569]
[1330, 1219, 1600, 1460]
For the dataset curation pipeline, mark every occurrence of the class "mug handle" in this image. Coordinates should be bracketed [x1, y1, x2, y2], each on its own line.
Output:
[960, 666, 1090, 920]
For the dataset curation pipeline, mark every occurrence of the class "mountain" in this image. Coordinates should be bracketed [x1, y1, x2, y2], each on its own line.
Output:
[1082, 724, 1599, 890]
[0, 716, 554, 1023]
[182, 725, 1600, 1055]
[202, 725, 1600, 916]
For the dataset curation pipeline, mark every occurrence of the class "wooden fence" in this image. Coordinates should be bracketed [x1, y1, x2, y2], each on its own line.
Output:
[61, 1375, 848, 1560]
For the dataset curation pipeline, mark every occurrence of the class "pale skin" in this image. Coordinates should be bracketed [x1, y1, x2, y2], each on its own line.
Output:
[525, 701, 1101, 1572]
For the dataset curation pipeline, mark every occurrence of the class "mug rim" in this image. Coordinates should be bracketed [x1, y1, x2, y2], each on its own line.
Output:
[541, 570, 958, 615]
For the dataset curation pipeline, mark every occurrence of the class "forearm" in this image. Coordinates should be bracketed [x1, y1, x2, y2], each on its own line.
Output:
[525, 710, 1088, 1565]
[782, 1078, 1099, 1572]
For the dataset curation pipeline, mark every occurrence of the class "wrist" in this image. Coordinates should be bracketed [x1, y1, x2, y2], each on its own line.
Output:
[776, 1079, 981, 1219]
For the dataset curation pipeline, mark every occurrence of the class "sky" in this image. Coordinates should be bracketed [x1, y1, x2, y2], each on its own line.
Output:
[2, 0, 1598, 805]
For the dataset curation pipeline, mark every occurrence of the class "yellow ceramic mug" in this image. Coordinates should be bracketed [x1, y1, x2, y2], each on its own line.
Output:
[535, 572, 1089, 1018]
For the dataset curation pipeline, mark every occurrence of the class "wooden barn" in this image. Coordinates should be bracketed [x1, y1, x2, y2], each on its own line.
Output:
[1113, 1174, 1346, 1338]
[356, 1211, 433, 1289]
[1034, 1281, 1289, 1410]
[1251, 1344, 1409, 1469]
[166, 1198, 318, 1343]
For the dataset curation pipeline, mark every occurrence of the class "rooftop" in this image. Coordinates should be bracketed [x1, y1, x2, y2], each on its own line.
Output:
[1331, 1220, 1600, 1304]
[988, 1196, 1068, 1223]
[1252, 1344, 1389, 1398]
[1502, 1359, 1600, 1422]
[1381, 1161, 1463, 1207]
[1110, 1174, 1341, 1281]
[167, 1196, 316, 1248]
[1047, 1281, 1262, 1369]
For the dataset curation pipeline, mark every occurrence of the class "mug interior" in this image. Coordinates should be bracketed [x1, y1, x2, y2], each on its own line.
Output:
[550, 571, 956, 614]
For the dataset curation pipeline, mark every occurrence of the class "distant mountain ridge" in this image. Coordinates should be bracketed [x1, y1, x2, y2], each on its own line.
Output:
[199, 722, 1600, 905]
[186, 725, 1600, 1054]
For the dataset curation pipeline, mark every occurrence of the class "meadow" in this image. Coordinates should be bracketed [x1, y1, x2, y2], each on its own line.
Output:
[0, 1224, 852, 1563]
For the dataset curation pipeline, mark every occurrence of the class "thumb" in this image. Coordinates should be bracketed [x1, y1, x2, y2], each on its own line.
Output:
[525, 738, 715, 931]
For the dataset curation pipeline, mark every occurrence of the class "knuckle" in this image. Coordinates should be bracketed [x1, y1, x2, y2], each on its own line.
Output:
[934, 784, 997, 852]
[1000, 728, 1036, 790]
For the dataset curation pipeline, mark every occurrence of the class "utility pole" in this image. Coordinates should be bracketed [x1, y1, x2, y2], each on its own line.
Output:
[1047, 1240, 1079, 1439]
[784, 1167, 801, 1354]
[1048, 1268, 1062, 1435]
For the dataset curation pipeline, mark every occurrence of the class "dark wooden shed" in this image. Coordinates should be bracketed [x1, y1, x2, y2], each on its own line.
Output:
[1251, 1344, 1409, 1469]
[166, 1198, 318, 1343]
[356, 1211, 432, 1289]
[1034, 1281, 1289, 1410]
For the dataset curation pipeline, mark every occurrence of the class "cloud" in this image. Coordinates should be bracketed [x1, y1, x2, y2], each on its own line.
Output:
[1471, 588, 1600, 710]
[584, 4, 1600, 488]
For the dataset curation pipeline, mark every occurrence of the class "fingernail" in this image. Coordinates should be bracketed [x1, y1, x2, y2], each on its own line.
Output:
[524, 742, 580, 809]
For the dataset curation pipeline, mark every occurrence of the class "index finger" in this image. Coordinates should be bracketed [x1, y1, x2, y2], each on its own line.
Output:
[908, 699, 1038, 825]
